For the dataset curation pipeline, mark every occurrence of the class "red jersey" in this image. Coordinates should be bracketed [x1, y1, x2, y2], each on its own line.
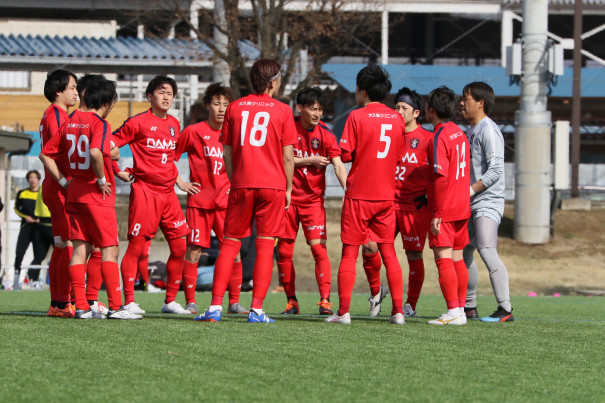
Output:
[291, 118, 341, 205]
[428, 121, 471, 221]
[175, 121, 230, 209]
[40, 104, 70, 198]
[219, 93, 297, 190]
[112, 109, 180, 194]
[395, 125, 433, 210]
[340, 103, 405, 201]
[45, 110, 115, 207]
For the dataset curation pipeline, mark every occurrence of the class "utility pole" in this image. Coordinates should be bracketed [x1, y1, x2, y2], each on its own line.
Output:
[513, 0, 551, 244]
[571, 0, 583, 197]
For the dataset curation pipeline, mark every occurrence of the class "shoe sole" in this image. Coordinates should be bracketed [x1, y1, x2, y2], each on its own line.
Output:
[481, 315, 514, 322]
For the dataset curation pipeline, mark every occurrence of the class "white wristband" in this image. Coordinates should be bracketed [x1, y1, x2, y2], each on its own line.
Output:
[470, 186, 475, 196]
[58, 177, 67, 187]
[97, 177, 107, 185]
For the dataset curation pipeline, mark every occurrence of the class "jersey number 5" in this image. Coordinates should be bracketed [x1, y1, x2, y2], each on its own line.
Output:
[240, 111, 269, 147]
[66, 134, 90, 170]
[377, 124, 392, 159]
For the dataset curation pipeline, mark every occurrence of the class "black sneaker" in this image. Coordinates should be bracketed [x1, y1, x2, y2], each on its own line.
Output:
[281, 299, 299, 314]
[464, 306, 479, 319]
[480, 306, 514, 322]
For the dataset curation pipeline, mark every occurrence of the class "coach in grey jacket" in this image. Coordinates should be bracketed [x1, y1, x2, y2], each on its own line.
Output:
[460, 82, 514, 322]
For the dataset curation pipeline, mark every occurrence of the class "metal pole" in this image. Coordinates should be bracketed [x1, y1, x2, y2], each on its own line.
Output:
[571, 0, 583, 197]
[513, 0, 552, 244]
[381, 9, 389, 65]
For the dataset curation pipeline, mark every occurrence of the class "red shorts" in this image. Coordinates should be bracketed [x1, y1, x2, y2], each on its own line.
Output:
[127, 181, 188, 240]
[280, 203, 327, 242]
[395, 209, 431, 252]
[43, 193, 70, 242]
[187, 206, 225, 248]
[341, 198, 396, 245]
[224, 188, 285, 238]
[428, 219, 469, 249]
[67, 203, 119, 248]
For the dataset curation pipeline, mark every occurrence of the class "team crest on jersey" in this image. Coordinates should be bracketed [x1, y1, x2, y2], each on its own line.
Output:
[169, 126, 175, 137]
[410, 138, 419, 149]
[311, 138, 320, 150]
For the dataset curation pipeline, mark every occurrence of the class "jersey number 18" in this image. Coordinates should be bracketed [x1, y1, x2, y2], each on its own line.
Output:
[240, 111, 270, 147]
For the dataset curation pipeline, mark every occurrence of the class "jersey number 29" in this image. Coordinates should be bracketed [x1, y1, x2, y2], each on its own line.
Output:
[66, 134, 90, 170]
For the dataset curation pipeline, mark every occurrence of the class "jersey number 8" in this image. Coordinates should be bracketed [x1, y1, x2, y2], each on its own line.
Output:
[240, 111, 269, 147]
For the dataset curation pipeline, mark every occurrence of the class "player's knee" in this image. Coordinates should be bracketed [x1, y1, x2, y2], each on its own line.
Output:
[362, 242, 378, 255]
[310, 243, 328, 262]
[185, 245, 203, 263]
[102, 246, 119, 262]
[278, 241, 294, 262]
[168, 237, 187, 259]
[342, 244, 360, 259]
[405, 250, 423, 261]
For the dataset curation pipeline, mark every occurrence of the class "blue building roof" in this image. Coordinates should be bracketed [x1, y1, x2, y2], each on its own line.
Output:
[0, 34, 260, 73]
[322, 63, 605, 98]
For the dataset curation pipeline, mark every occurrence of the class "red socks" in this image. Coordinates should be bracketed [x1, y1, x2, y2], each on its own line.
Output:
[406, 259, 425, 310]
[378, 243, 403, 315]
[277, 240, 296, 298]
[228, 260, 243, 305]
[85, 251, 103, 301]
[250, 238, 277, 310]
[69, 264, 88, 311]
[363, 252, 382, 297]
[210, 238, 240, 306]
[337, 244, 359, 315]
[453, 259, 469, 308]
[436, 258, 459, 309]
[101, 261, 122, 311]
[310, 244, 331, 299]
[137, 239, 151, 284]
[121, 237, 147, 304]
[183, 261, 198, 304]
[164, 237, 186, 304]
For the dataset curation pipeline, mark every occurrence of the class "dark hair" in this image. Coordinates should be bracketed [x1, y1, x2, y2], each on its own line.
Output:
[356, 63, 391, 102]
[394, 87, 423, 115]
[83, 79, 118, 110]
[463, 81, 495, 115]
[296, 87, 326, 109]
[44, 69, 77, 103]
[26, 170, 41, 181]
[427, 86, 457, 120]
[202, 82, 234, 106]
[249, 59, 281, 94]
[146, 75, 178, 97]
[76, 74, 106, 98]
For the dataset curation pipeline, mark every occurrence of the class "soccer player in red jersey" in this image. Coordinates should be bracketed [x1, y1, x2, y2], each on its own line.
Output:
[175, 82, 248, 315]
[113, 76, 194, 315]
[41, 78, 137, 319]
[393, 87, 433, 318]
[325, 63, 406, 325]
[39, 69, 78, 318]
[195, 59, 296, 324]
[277, 87, 347, 316]
[425, 86, 471, 326]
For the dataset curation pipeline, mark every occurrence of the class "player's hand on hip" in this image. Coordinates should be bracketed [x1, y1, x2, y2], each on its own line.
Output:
[430, 217, 441, 235]
[98, 183, 112, 200]
[178, 181, 200, 195]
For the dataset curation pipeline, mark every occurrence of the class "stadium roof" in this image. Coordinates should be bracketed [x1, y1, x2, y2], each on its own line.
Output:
[0, 34, 260, 74]
[321, 63, 605, 98]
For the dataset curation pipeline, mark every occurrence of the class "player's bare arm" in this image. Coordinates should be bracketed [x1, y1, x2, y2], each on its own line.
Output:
[109, 143, 120, 161]
[90, 147, 111, 199]
[39, 152, 70, 189]
[330, 156, 348, 189]
[175, 173, 200, 195]
[470, 179, 486, 195]
[294, 155, 330, 168]
[283, 144, 294, 211]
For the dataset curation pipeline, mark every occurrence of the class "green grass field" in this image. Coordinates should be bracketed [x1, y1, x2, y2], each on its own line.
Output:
[1, 291, 604, 402]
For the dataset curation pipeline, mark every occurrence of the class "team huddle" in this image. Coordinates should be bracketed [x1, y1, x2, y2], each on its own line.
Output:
[38, 60, 513, 325]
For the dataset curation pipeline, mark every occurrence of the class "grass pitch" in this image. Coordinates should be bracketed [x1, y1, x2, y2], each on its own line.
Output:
[1, 291, 603, 402]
